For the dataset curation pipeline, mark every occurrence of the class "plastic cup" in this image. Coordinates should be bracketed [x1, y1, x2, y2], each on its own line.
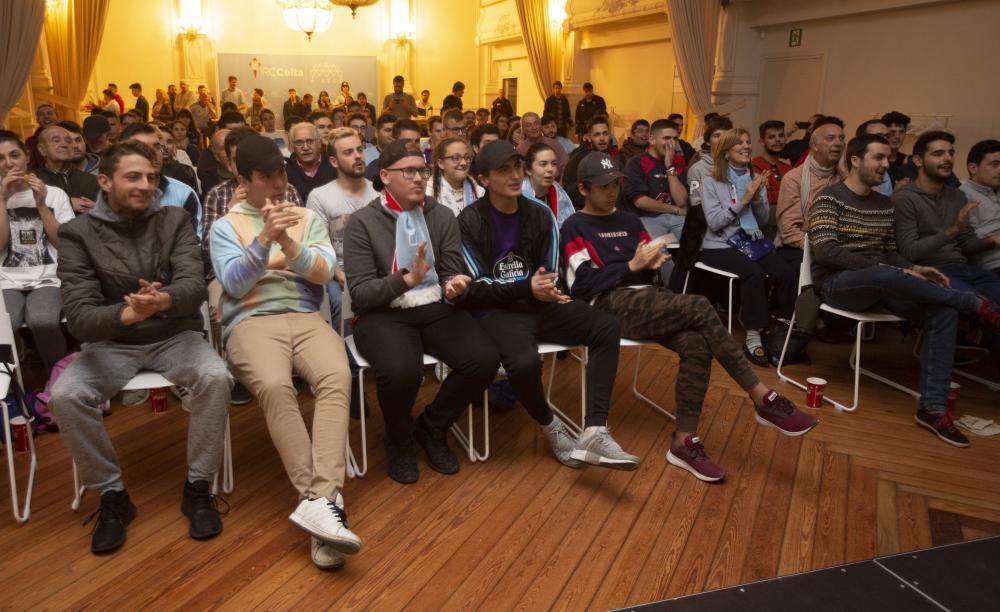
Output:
[806, 377, 827, 409]
[946, 382, 960, 411]
[10, 416, 30, 453]
[151, 388, 169, 413]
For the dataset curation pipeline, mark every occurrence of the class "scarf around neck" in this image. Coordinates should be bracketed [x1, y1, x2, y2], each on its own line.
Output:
[799, 153, 836, 214]
[727, 164, 762, 239]
[381, 192, 441, 308]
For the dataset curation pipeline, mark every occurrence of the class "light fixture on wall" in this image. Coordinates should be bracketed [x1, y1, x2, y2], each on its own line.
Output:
[386, 0, 412, 44]
[280, 0, 335, 41]
[177, 0, 206, 39]
[331, 0, 380, 20]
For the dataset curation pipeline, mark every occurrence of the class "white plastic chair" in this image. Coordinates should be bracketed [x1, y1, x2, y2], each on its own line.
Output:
[70, 303, 233, 511]
[338, 286, 489, 478]
[910, 330, 1000, 393]
[776, 240, 916, 412]
[682, 261, 738, 333]
[1, 311, 35, 523]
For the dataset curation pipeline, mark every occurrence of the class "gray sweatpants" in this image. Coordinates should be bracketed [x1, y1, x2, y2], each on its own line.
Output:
[3, 287, 68, 370]
[50, 330, 233, 494]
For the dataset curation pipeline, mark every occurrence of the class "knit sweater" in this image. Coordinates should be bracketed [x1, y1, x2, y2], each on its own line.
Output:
[808, 181, 910, 289]
[210, 201, 336, 338]
[892, 182, 996, 267]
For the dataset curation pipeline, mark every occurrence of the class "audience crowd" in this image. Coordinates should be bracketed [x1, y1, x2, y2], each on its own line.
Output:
[3, 70, 999, 570]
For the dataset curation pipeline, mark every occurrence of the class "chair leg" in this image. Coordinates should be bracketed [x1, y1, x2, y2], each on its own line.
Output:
[71, 460, 85, 511]
[3, 400, 35, 523]
[630, 345, 675, 419]
[544, 352, 560, 412]
[222, 417, 233, 494]
[346, 368, 368, 479]
[682, 270, 690, 294]
[548, 352, 584, 434]
[726, 278, 734, 333]
[854, 322, 920, 401]
[450, 390, 491, 462]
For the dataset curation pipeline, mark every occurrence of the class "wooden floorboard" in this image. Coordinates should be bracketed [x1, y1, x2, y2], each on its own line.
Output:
[2, 330, 999, 610]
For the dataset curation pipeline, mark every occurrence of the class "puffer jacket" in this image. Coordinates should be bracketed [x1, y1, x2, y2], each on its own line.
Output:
[57, 191, 206, 345]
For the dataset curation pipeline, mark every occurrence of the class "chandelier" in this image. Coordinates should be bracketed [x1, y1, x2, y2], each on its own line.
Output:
[331, 0, 380, 20]
[280, 0, 335, 41]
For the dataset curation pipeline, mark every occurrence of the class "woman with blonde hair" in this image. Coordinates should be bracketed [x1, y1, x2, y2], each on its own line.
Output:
[697, 127, 798, 365]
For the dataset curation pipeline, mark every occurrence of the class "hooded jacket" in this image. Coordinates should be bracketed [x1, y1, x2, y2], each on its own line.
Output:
[57, 191, 206, 345]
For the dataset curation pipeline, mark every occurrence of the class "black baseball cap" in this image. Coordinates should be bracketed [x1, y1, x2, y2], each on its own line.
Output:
[341, 81, 350, 88]
[373, 140, 424, 191]
[235, 135, 286, 177]
[577, 152, 623, 186]
[82, 115, 111, 141]
[475, 140, 523, 176]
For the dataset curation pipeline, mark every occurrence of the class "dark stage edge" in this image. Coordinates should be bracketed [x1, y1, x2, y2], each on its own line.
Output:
[622, 536, 999, 612]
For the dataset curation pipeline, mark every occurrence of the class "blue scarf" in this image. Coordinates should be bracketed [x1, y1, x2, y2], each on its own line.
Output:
[381, 193, 441, 307]
[728, 164, 763, 240]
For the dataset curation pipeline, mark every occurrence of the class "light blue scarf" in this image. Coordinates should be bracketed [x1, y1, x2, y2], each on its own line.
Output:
[728, 164, 763, 239]
[381, 194, 440, 307]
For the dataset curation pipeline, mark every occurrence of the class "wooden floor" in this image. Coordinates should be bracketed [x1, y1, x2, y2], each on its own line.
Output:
[2, 328, 999, 610]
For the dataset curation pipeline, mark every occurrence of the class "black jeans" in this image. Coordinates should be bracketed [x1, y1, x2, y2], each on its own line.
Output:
[698, 247, 798, 330]
[476, 301, 620, 428]
[353, 303, 499, 446]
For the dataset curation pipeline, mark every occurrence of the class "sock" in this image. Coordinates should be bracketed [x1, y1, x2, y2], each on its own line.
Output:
[745, 329, 763, 351]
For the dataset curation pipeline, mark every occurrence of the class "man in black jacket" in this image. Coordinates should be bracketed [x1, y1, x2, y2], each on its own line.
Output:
[457, 140, 638, 470]
[50, 142, 232, 555]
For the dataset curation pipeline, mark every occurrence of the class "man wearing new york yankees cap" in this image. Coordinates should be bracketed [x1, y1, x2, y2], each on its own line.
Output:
[457, 140, 639, 470]
[560, 151, 818, 483]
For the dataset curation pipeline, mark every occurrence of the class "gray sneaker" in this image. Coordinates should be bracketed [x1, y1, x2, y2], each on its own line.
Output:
[542, 418, 583, 468]
[569, 427, 640, 471]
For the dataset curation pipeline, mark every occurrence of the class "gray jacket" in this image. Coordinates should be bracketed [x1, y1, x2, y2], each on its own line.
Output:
[700, 173, 769, 250]
[892, 182, 995, 267]
[343, 195, 466, 314]
[685, 149, 713, 210]
[960, 180, 1000, 270]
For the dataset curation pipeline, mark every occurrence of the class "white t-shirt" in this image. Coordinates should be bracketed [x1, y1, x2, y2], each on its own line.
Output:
[1, 186, 74, 290]
[306, 178, 378, 263]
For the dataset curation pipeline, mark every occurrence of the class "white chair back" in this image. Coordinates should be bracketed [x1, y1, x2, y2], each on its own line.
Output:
[340, 284, 354, 336]
[798, 238, 814, 292]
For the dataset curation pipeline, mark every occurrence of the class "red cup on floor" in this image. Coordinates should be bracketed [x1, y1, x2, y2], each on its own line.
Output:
[10, 415, 30, 453]
[946, 382, 960, 411]
[151, 388, 169, 413]
[806, 377, 827, 408]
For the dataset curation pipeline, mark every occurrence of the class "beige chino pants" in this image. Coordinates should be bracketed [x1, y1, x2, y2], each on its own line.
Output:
[227, 312, 351, 500]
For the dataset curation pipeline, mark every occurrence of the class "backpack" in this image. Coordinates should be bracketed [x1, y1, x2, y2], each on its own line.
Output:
[764, 320, 810, 367]
[31, 352, 82, 433]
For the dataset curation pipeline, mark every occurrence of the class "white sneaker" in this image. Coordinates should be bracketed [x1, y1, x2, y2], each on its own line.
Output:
[434, 362, 450, 382]
[171, 386, 193, 412]
[542, 418, 583, 468]
[121, 389, 150, 406]
[311, 536, 345, 570]
[569, 426, 640, 471]
[289, 493, 362, 554]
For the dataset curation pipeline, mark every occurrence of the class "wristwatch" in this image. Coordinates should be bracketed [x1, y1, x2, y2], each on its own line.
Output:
[666, 166, 678, 177]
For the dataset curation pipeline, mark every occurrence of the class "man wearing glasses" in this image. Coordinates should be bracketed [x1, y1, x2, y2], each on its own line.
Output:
[286, 122, 337, 201]
[121, 123, 203, 239]
[343, 141, 499, 484]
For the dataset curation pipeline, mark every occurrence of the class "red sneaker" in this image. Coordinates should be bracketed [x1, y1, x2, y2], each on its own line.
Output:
[978, 298, 1000, 333]
[755, 390, 818, 436]
[666, 434, 725, 482]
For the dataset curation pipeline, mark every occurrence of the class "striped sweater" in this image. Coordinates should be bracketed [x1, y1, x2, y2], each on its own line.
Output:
[807, 181, 910, 289]
[210, 201, 336, 338]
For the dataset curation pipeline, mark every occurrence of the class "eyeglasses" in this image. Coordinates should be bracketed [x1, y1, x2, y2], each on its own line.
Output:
[442, 154, 473, 164]
[385, 166, 431, 181]
[445, 126, 465, 134]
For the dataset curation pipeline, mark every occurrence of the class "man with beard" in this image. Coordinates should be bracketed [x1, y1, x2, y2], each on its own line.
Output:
[619, 119, 650, 166]
[541, 114, 576, 156]
[961, 140, 1000, 273]
[307, 127, 378, 330]
[516, 112, 569, 180]
[893, 131, 1000, 370]
[809, 134, 1000, 447]
[751, 120, 791, 225]
[542, 81, 571, 138]
[563, 115, 619, 210]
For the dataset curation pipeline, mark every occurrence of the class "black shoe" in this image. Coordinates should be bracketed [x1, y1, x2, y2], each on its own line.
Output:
[414, 415, 460, 474]
[181, 480, 225, 540]
[231, 382, 253, 406]
[915, 409, 970, 448]
[743, 342, 770, 367]
[349, 375, 370, 420]
[86, 489, 137, 554]
[385, 439, 419, 484]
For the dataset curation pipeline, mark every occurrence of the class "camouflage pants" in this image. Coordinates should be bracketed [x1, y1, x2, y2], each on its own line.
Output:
[595, 286, 760, 432]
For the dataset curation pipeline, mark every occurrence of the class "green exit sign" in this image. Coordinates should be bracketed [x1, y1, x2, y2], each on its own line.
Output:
[789, 28, 802, 47]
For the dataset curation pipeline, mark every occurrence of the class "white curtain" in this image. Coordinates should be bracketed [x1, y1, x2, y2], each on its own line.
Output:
[0, 0, 46, 126]
[515, 0, 563, 101]
[666, 0, 721, 131]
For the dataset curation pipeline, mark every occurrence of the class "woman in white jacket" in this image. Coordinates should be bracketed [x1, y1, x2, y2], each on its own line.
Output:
[427, 137, 484, 216]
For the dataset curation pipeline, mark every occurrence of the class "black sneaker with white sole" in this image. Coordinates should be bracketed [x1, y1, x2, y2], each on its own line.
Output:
[915, 409, 970, 448]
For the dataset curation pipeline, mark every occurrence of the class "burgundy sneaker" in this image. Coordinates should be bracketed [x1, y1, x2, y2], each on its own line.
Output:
[666, 434, 725, 482]
[978, 298, 1000, 333]
[915, 409, 970, 448]
[755, 390, 818, 437]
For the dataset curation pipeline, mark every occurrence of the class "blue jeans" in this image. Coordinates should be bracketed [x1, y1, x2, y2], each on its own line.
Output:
[822, 265, 979, 413]
[937, 262, 1000, 366]
[640, 214, 686, 285]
